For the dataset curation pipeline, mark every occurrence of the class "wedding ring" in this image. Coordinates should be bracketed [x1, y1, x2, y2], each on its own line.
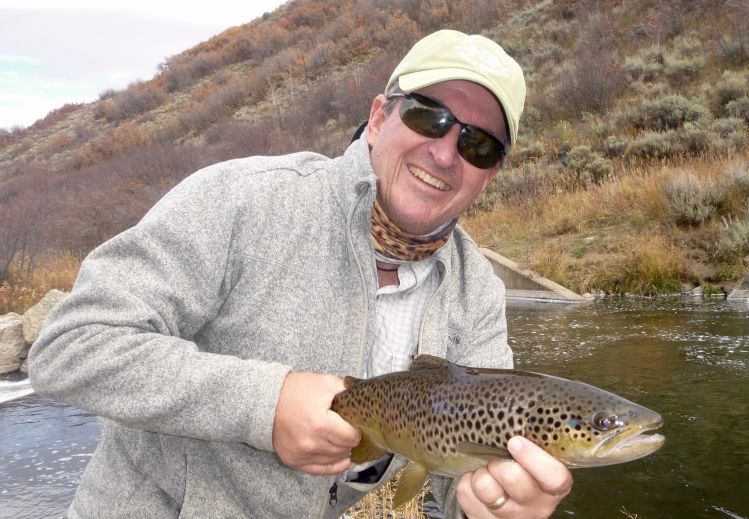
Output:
[486, 496, 507, 511]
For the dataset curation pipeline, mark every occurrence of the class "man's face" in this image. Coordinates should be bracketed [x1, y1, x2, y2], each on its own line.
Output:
[366, 80, 507, 235]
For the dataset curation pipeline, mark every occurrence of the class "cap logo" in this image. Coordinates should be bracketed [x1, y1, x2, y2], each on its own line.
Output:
[454, 41, 511, 77]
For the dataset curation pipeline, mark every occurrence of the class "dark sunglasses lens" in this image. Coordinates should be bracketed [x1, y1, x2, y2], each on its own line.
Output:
[457, 127, 504, 169]
[400, 102, 451, 138]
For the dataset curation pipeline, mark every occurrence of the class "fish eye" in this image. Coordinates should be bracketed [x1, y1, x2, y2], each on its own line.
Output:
[592, 411, 619, 431]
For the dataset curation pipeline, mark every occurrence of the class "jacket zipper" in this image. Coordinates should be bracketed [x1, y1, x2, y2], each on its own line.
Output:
[416, 259, 447, 355]
[319, 186, 371, 518]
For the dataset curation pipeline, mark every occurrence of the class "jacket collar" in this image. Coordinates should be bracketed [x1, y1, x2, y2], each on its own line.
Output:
[334, 137, 377, 211]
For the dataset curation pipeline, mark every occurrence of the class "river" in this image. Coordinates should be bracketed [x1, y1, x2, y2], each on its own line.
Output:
[0, 298, 747, 518]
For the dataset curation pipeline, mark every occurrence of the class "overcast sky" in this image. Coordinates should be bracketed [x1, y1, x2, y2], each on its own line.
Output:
[0, 0, 288, 129]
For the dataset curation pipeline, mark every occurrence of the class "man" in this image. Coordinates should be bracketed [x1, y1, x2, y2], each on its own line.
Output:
[29, 30, 571, 518]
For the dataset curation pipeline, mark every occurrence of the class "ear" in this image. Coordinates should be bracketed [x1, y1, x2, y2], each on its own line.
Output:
[366, 94, 389, 146]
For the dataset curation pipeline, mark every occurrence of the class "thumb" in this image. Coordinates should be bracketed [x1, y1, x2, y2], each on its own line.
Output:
[327, 409, 361, 447]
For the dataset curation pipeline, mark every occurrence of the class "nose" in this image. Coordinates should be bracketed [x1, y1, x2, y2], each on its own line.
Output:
[427, 125, 461, 168]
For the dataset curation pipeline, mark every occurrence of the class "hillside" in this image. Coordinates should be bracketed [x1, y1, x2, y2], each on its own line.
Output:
[1, 0, 748, 311]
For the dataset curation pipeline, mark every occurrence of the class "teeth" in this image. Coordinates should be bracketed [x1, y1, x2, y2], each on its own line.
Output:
[409, 166, 450, 191]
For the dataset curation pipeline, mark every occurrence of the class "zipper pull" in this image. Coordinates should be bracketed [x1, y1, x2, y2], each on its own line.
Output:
[328, 480, 339, 507]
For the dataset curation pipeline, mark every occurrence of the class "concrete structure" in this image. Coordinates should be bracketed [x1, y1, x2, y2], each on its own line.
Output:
[481, 248, 585, 303]
[727, 272, 749, 302]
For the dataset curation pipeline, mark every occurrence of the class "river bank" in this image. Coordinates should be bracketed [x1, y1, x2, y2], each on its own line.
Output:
[463, 156, 749, 299]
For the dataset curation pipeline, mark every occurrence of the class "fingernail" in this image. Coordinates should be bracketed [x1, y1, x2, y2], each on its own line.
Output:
[508, 436, 523, 452]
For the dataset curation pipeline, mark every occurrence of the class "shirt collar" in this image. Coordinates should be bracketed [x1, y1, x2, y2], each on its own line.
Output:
[377, 255, 439, 295]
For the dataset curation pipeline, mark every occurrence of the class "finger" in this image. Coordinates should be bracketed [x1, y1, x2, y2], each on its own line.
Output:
[326, 410, 362, 448]
[457, 472, 513, 519]
[506, 437, 572, 498]
[456, 472, 488, 518]
[470, 466, 506, 508]
[485, 457, 539, 505]
[298, 457, 352, 476]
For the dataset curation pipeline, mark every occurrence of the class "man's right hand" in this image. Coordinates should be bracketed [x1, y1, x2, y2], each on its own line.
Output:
[272, 372, 361, 475]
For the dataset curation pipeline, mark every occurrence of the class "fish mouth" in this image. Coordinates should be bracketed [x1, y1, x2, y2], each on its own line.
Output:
[593, 418, 665, 464]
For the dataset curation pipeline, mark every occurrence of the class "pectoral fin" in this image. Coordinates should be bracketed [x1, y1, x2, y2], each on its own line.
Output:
[392, 462, 428, 509]
[409, 354, 450, 370]
[342, 375, 361, 389]
[351, 432, 388, 464]
[456, 442, 513, 462]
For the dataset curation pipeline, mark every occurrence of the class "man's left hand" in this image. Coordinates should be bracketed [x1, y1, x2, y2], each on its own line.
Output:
[456, 436, 572, 518]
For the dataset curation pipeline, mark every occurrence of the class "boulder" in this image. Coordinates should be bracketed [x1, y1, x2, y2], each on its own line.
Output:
[0, 313, 25, 374]
[22, 289, 67, 344]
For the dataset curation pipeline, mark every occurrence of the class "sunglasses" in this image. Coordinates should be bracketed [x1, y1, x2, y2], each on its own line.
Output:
[391, 92, 507, 169]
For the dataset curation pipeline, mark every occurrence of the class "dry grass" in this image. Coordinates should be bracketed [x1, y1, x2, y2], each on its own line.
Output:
[530, 244, 571, 288]
[596, 234, 686, 295]
[346, 478, 647, 518]
[345, 473, 429, 519]
[463, 156, 749, 295]
[0, 252, 80, 314]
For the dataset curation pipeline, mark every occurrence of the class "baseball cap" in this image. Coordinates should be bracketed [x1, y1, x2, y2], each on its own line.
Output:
[386, 30, 526, 146]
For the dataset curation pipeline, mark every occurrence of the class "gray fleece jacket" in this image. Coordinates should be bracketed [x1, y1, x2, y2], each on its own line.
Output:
[28, 136, 512, 519]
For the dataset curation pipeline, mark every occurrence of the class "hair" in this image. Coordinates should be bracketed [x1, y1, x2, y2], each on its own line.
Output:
[382, 83, 406, 114]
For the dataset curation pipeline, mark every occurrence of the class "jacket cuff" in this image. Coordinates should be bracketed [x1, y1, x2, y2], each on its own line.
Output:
[239, 361, 292, 452]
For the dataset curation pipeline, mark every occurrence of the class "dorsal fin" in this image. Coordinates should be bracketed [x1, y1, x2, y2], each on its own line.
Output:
[409, 354, 451, 370]
[342, 375, 361, 389]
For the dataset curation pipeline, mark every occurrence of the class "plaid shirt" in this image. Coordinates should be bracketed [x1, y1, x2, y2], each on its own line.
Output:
[366, 256, 440, 378]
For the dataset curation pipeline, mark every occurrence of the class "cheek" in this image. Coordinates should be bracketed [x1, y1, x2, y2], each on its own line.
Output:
[460, 175, 491, 202]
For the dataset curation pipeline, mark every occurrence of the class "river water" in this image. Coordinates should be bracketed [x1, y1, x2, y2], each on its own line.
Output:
[0, 298, 747, 519]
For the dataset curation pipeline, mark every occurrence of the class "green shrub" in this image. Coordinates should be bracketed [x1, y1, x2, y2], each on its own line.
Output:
[563, 145, 612, 186]
[602, 135, 628, 158]
[711, 117, 746, 138]
[726, 96, 749, 123]
[618, 95, 710, 131]
[715, 211, 749, 261]
[623, 55, 662, 82]
[664, 55, 705, 84]
[709, 71, 749, 116]
[718, 162, 749, 215]
[723, 162, 749, 198]
[626, 130, 679, 159]
[509, 141, 545, 165]
[674, 123, 710, 156]
[709, 117, 748, 153]
[663, 172, 724, 225]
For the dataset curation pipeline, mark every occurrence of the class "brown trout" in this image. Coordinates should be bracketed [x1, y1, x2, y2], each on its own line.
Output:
[331, 355, 664, 508]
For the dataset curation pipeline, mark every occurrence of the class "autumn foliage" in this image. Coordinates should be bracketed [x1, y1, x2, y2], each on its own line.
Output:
[0, 0, 748, 298]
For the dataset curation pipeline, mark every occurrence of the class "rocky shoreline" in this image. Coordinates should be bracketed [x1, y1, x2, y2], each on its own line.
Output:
[0, 290, 66, 374]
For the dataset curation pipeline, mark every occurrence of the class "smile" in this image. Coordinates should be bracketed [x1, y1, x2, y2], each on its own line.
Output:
[408, 165, 450, 191]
